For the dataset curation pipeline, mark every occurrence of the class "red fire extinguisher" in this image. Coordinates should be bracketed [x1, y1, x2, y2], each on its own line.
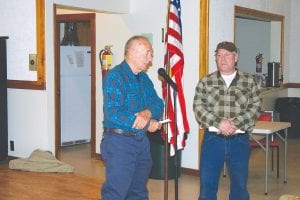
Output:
[99, 45, 113, 78]
[255, 52, 263, 73]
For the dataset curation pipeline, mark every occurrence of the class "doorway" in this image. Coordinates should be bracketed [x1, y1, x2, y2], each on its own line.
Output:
[54, 12, 96, 159]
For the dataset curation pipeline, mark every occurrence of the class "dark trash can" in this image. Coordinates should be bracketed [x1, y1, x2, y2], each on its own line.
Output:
[147, 131, 181, 180]
[275, 97, 300, 138]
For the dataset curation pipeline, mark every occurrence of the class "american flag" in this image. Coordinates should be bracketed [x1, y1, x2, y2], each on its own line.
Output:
[163, 0, 189, 156]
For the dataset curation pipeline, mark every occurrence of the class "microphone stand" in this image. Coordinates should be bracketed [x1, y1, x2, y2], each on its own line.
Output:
[163, 51, 179, 200]
[163, 82, 179, 200]
[172, 88, 179, 200]
[164, 91, 169, 200]
[164, 74, 179, 200]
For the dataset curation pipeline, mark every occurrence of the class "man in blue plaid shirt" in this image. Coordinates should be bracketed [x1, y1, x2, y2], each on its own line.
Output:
[101, 35, 164, 200]
[193, 41, 261, 200]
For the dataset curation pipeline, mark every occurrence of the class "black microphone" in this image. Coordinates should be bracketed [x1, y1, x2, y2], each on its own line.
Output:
[158, 68, 178, 91]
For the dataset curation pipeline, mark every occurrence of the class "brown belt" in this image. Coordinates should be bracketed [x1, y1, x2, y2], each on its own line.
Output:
[104, 127, 137, 136]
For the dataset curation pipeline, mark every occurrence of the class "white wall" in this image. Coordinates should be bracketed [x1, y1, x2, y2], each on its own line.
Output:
[270, 21, 281, 63]
[177, 0, 200, 170]
[288, 89, 300, 97]
[1, 0, 298, 170]
[2, 0, 51, 158]
[1, 0, 37, 81]
[54, 0, 130, 14]
[288, 0, 300, 83]
[2, 0, 130, 158]
[7, 90, 48, 154]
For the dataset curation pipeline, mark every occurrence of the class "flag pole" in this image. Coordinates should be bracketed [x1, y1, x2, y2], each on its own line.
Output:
[163, 50, 170, 200]
[163, 1, 171, 200]
[165, 51, 179, 200]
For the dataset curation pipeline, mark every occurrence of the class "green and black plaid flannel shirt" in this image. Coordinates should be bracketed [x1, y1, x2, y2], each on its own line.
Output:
[193, 70, 261, 132]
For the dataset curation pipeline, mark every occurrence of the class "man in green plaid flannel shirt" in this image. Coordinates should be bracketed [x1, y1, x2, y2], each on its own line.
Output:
[193, 41, 261, 200]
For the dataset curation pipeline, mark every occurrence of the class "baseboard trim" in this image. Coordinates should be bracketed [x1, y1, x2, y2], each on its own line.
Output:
[181, 167, 199, 176]
[95, 153, 199, 176]
[283, 82, 300, 88]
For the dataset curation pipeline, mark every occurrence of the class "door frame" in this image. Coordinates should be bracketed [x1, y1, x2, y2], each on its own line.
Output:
[54, 10, 96, 159]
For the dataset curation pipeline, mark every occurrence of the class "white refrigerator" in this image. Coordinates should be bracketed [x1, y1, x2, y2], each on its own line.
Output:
[60, 46, 91, 146]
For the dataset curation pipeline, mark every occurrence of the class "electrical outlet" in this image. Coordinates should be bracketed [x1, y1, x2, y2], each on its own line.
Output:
[10, 140, 14, 151]
[29, 54, 37, 71]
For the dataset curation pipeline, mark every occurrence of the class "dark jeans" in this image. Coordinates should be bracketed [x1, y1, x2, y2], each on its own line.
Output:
[101, 131, 152, 200]
[199, 131, 251, 200]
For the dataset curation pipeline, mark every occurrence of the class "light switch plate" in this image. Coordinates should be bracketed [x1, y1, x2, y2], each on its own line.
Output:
[29, 54, 37, 71]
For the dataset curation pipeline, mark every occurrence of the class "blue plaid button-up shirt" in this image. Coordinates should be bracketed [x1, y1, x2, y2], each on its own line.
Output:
[102, 60, 164, 133]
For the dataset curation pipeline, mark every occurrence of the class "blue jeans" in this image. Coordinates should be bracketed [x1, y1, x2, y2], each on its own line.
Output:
[199, 131, 251, 200]
[100, 131, 152, 200]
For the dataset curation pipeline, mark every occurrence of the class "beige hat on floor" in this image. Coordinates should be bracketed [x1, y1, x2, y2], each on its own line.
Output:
[279, 195, 300, 200]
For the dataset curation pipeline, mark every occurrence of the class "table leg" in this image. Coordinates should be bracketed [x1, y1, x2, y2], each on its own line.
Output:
[265, 134, 269, 195]
[284, 128, 287, 183]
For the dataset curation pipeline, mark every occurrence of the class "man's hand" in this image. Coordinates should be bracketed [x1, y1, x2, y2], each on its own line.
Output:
[218, 118, 237, 136]
[147, 119, 162, 132]
[132, 109, 152, 129]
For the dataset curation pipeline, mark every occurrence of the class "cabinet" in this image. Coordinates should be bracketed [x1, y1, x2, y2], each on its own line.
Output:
[0, 36, 8, 161]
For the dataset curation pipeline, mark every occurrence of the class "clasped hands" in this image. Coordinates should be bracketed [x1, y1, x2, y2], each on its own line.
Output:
[132, 109, 162, 132]
[218, 118, 238, 136]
